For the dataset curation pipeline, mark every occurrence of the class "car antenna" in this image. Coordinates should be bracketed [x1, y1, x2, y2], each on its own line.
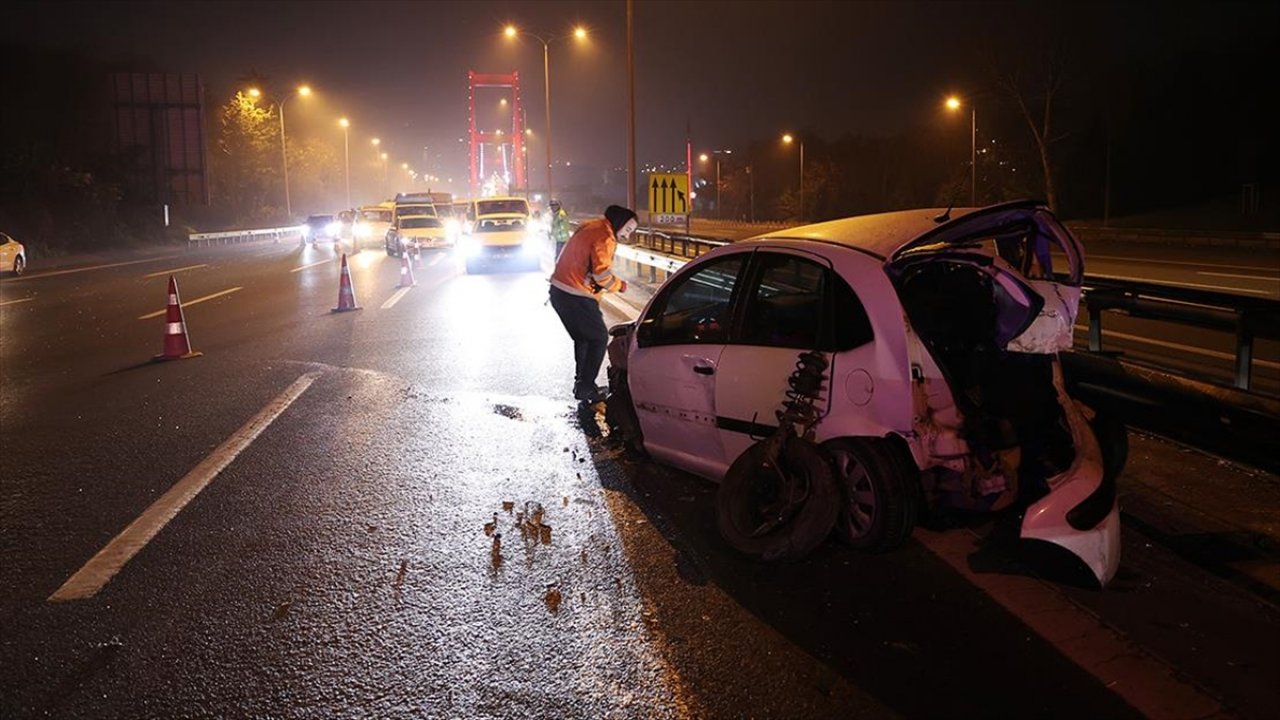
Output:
[933, 183, 963, 223]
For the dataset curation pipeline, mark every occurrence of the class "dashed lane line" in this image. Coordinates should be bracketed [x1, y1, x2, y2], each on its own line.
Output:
[291, 258, 335, 273]
[1197, 271, 1280, 282]
[916, 527, 1224, 720]
[1075, 325, 1280, 372]
[7, 256, 183, 281]
[380, 286, 412, 309]
[144, 264, 208, 278]
[1088, 273, 1271, 296]
[136, 286, 243, 320]
[1087, 255, 1279, 273]
[48, 371, 322, 602]
[0, 297, 35, 307]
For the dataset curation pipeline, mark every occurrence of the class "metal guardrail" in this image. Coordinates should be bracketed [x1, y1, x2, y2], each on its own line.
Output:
[188, 226, 303, 247]
[1081, 276, 1280, 391]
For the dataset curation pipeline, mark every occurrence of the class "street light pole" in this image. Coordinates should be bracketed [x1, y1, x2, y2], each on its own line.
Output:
[969, 105, 976, 206]
[946, 96, 977, 206]
[542, 39, 553, 199]
[783, 133, 804, 221]
[252, 85, 309, 220]
[339, 118, 350, 207]
[505, 25, 586, 202]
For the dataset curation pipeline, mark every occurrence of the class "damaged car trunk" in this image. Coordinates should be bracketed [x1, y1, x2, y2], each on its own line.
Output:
[888, 205, 1120, 585]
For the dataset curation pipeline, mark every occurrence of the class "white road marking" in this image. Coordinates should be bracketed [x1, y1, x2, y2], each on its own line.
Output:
[143, 264, 208, 278]
[1088, 254, 1278, 273]
[1197, 271, 1280, 282]
[137, 286, 243, 320]
[290, 258, 334, 273]
[428, 253, 444, 267]
[48, 371, 322, 601]
[0, 297, 35, 307]
[380, 286, 412, 309]
[914, 527, 1224, 719]
[1079, 326, 1280, 371]
[1089, 273, 1271, 296]
[10, 256, 183, 281]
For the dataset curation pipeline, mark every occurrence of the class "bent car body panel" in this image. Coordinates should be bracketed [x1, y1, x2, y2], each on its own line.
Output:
[1019, 362, 1120, 586]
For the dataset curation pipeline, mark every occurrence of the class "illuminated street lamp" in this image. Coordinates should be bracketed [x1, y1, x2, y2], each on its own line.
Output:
[380, 152, 388, 191]
[946, 95, 977, 206]
[338, 117, 350, 207]
[698, 152, 724, 219]
[503, 23, 589, 198]
[247, 84, 311, 218]
[782, 133, 804, 221]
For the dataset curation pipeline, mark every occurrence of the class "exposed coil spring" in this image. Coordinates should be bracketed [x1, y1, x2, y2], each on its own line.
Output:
[776, 351, 829, 437]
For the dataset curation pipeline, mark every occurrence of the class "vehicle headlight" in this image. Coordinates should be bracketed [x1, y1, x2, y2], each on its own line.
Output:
[459, 235, 482, 257]
[326, 221, 340, 235]
[354, 222, 371, 238]
[302, 225, 312, 237]
[445, 218, 461, 238]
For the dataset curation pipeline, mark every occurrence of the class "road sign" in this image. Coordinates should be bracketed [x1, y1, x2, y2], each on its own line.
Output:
[648, 173, 689, 217]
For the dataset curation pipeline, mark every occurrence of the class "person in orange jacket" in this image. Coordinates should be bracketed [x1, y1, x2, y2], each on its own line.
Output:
[549, 204, 638, 404]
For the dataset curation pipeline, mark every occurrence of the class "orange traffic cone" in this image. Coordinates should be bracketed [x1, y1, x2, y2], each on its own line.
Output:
[331, 253, 362, 312]
[154, 275, 203, 361]
[398, 254, 416, 288]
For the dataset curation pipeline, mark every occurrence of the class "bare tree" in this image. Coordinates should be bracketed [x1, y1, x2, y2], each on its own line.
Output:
[991, 45, 1069, 212]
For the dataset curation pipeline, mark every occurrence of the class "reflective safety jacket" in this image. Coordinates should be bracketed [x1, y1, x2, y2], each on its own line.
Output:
[550, 208, 571, 244]
[550, 218, 623, 299]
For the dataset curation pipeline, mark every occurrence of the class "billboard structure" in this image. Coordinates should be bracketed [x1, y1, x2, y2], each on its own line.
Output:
[110, 73, 210, 205]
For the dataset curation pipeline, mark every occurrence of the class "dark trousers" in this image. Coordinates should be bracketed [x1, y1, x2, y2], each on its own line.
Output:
[549, 286, 608, 400]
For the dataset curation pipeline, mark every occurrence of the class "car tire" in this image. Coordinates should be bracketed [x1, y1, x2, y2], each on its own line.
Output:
[604, 367, 645, 456]
[716, 436, 840, 562]
[12, 257, 24, 276]
[825, 438, 917, 552]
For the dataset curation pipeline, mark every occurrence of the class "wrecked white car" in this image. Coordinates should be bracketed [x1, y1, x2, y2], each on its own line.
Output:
[606, 201, 1123, 586]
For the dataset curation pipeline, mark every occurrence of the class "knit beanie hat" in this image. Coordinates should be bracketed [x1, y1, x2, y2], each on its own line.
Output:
[604, 205, 638, 234]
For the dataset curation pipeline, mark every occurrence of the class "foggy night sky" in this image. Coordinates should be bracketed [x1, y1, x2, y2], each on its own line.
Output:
[4, 0, 1276, 194]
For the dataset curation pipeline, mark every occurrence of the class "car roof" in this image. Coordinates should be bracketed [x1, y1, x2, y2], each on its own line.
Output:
[306, 214, 333, 220]
[745, 206, 987, 260]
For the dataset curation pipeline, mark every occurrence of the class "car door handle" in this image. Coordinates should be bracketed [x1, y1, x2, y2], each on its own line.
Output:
[693, 365, 715, 375]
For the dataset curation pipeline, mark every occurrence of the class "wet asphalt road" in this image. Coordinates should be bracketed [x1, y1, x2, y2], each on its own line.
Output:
[0, 239, 1276, 718]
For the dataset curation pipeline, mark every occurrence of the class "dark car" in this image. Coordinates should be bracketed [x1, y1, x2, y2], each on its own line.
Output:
[303, 214, 339, 243]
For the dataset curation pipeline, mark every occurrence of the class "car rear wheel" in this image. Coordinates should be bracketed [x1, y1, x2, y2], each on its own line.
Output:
[12, 257, 24, 276]
[716, 436, 839, 562]
[825, 438, 916, 551]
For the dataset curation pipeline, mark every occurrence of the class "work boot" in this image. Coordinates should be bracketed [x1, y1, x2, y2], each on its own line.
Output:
[573, 383, 607, 404]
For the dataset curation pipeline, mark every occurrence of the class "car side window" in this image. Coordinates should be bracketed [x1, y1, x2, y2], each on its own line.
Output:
[639, 255, 746, 346]
[739, 253, 873, 351]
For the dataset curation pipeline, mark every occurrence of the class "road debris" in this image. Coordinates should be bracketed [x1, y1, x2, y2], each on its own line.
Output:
[269, 600, 292, 623]
[545, 583, 562, 613]
[490, 533, 503, 569]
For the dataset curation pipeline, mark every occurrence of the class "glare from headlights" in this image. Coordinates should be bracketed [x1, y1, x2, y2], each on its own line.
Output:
[326, 221, 340, 235]
[354, 222, 372, 238]
[301, 225, 312, 237]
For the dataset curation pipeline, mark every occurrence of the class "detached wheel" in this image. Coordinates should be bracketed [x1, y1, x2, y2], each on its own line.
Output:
[826, 438, 916, 551]
[716, 437, 839, 562]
